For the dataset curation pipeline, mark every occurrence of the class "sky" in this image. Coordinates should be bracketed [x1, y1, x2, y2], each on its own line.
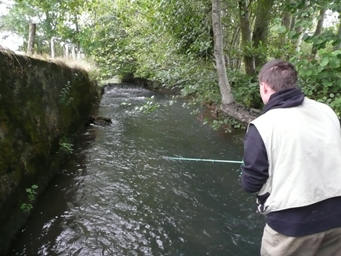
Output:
[325, 10, 339, 27]
[0, 0, 23, 51]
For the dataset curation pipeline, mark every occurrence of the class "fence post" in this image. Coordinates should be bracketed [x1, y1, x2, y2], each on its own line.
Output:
[27, 23, 36, 55]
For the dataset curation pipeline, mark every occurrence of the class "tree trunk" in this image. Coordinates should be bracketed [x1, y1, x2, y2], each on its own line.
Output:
[311, 8, 326, 57]
[295, 15, 303, 52]
[294, 0, 309, 52]
[334, 16, 341, 51]
[27, 23, 36, 55]
[238, 0, 255, 76]
[281, 0, 291, 45]
[229, 27, 241, 69]
[252, 0, 275, 68]
[282, 11, 291, 30]
[212, 0, 234, 105]
[220, 102, 259, 125]
[290, 15, 296, 31]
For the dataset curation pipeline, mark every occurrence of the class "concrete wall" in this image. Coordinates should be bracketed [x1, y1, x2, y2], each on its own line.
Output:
[0, 50, 99, 254]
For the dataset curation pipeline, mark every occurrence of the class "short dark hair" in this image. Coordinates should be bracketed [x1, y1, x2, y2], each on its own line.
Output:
[258, 60, 298, 91]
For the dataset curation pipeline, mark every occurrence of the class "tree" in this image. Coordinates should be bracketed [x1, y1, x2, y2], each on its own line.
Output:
[311, 7, 326, 56]
[3, 0, 341, 120]
[212, 0, 234, 105]
[238, 0, 254, 76]
[334, 16, 341, 50]
[252, 0, 275, 68]
[1, 0, 99, 56]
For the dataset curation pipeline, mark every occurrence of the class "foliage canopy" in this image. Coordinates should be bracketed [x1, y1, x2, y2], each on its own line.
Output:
[1, 0, 341, 116]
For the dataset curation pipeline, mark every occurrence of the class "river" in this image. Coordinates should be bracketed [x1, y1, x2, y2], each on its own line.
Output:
[7, 85, 264, 256]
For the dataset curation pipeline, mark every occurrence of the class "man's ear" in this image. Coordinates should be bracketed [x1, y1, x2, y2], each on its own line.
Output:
[262, 82, 269, 93]
[263, 82, 274, 95]
[260, 82, 274, 104]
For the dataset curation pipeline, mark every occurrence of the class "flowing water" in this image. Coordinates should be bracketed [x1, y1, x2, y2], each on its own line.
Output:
[7, 85, 264, 256]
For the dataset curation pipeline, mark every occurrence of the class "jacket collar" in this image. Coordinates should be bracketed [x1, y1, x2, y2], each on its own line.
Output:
[261, 88, 305, 115]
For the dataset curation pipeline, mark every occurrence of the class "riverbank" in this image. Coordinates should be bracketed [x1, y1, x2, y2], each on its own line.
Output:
[120, 75, 260, 127]
[0, 49, 100, 255]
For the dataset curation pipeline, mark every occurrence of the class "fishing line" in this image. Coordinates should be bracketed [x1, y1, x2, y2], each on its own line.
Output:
[163, 156, 243, 164]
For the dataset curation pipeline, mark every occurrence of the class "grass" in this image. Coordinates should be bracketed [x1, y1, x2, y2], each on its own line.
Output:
[0, 47, 120, 83]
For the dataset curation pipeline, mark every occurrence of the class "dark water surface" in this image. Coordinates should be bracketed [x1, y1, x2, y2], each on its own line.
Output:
[7, 86, 263, 256]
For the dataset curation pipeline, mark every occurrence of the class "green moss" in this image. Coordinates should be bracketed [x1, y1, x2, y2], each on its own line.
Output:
[0, 50, 100, 255]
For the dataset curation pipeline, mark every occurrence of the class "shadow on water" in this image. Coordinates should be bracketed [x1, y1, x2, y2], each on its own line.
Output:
[6, 85, 264, 256]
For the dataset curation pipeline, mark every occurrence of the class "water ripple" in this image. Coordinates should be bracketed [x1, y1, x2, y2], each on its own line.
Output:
[7, 87, 263, 256]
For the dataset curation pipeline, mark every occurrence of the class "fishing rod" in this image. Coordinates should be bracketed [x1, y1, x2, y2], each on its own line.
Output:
[163, 156, 243, 164]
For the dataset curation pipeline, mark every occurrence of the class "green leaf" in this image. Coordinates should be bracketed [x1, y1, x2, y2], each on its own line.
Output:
[320, 57, 329, 67]
[277, 25, 287, 34]
[324, 81, 333, 87]
[288, 30, 296, 39]
[329, 58, 340, 69]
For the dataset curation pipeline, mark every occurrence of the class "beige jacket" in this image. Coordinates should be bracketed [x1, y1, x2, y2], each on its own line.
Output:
[252, 98, 341, 214]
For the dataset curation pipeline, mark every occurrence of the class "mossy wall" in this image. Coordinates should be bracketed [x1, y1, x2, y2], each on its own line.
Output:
[0, 50, 99, 254]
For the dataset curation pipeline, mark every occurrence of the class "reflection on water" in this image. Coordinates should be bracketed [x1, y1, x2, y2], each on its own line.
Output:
[7, 86, 263, 256]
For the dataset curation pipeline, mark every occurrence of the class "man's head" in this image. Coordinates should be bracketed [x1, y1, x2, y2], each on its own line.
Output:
[258, 60, 298, 104]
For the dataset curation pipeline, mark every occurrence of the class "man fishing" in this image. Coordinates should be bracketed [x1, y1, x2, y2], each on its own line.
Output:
[241, 59, 341, 255]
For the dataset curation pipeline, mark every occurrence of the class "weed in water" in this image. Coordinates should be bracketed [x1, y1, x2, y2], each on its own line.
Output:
[20, 184, 38, 213]
[58, 137, 74, 155]
[59, 81, 74, 106]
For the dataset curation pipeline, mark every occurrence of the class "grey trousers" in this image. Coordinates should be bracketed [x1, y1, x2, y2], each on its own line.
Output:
[261, 224, 341, 256]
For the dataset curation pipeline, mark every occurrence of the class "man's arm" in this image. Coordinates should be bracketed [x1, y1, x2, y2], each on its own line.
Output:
[241, 124, 269, 193]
